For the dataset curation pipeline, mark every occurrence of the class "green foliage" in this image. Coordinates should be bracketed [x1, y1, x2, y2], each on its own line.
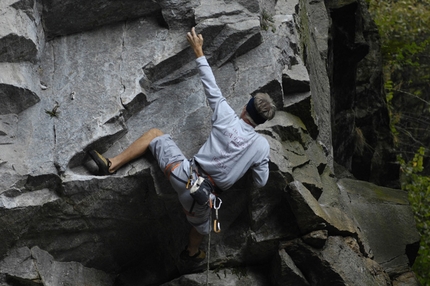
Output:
[368, 1, 430, 284]
[369, 0, 430, 59]
[367, 0, 430, 153]
[398, 148, 430, 285]
[384, 80, 400, 143]
[260, 10, 276, 33]
[368, 0, 430, 156]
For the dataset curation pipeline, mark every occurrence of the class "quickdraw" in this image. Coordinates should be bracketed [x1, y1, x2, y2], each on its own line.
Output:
[206, 194, 222, 285]
[212, 195, 222, 233]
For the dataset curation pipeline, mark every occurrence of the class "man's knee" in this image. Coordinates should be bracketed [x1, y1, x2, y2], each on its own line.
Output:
[148, 128, 164, 139]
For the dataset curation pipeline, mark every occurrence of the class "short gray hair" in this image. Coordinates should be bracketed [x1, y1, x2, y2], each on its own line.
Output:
[254, 92, 276, 121]
[244, 92, 276, 126]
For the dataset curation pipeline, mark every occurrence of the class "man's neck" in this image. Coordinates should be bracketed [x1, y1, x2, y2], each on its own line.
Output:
[242, 118, 256, 128]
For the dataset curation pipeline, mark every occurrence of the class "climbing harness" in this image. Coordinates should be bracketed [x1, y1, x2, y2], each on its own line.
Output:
[186, 159, 217, 214]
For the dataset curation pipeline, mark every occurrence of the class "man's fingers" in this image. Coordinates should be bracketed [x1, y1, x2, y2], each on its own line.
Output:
[187, 27, 203, 46]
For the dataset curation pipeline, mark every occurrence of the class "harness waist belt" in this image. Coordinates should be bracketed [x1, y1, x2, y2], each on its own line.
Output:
[194, 160, 223, 195]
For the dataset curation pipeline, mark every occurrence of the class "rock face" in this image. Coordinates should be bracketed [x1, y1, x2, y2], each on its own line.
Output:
[0, 0, 420, 285]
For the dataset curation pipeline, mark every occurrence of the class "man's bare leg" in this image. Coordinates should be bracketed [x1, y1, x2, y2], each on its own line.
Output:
[187, 227, 204, 256]
[108, 128, 164, 173]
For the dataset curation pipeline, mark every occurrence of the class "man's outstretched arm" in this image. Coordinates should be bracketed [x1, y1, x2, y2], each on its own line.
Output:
[187, 27, 226, 113]
[187, 27, 204, 58]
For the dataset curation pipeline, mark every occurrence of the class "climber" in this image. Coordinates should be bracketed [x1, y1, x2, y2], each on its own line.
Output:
[87, 27, 276, 263]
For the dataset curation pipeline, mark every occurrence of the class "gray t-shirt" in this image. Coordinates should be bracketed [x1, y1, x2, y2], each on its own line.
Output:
[194, 56, 270, 190]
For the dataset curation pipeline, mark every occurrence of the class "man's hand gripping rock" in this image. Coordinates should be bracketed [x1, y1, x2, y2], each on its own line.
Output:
[187, 27, 204, 58]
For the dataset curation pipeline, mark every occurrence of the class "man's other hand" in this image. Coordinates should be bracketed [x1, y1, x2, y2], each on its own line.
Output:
[187, 27, 204, 58]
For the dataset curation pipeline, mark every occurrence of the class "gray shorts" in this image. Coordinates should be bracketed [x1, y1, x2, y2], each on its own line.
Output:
[149, 134, 210, 235]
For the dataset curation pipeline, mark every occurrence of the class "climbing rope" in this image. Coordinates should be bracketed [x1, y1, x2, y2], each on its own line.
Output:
[206, 202, 212, 286]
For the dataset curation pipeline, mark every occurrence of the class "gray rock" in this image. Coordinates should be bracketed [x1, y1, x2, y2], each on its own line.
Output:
[41, 0, 162, 39]
[0, 114, 18, 144]
[0, 0, 420, 285]
[292, 163, 323, 199]
[338, 178, 421, 276]
[285, 180, 330, 233]
[0, 63, 40, 114]
[159, 0, 199, 29]
[301, 230, 328, 248]
[296, 0, 332, 170]
[270, 249, 310, 286]
[0, 1, 40, 62]
[0, 246, 114, 285]
[161, 266, 270, 286]
[284, 236, 392, 286]
[0, 188, 59, 209]
[393, 272, 420, 286]
[0, 247, 39, 281]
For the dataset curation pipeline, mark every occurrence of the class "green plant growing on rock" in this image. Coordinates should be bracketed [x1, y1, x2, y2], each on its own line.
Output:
[260, 10, 276, 33]
[213, 265, 248, 280]
[231, 267, 248, 280]
[213, 264, 227, 280]
[45, 101, 60, 118]
[398, 147, 430, 285]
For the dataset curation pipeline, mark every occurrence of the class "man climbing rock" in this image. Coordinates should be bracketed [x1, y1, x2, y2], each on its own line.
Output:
[88, 27, 276, 263]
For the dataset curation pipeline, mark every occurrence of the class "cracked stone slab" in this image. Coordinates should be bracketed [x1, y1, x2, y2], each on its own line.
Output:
[0, 62, 40, 114]
[0, 246, 115, 285]
[0, 247, 39, 281]
[0, 114, 18, 144]
[338, 178, 421, 275]
[32, 246, 115, 286]
[41, 0, 162, 39]
[270, 249, 310, 285]
[0, 2, 40, 63]
[161, 266, 270, 285]
[194, 0, 254, 23]
[283, 236, 391, 285]
[0, 188, 59, 209]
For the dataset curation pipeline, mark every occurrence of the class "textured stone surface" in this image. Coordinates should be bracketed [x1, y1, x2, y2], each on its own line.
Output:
[270, 249, 310, 286]
[0, 63, 40, 114]
[0, 0, 420, 285]
[284, 236, 392, 286]
[160, 266, 270, 286]
[338, 178, 421, 276]
[41, 0, 162, 39]
[0, 0, 41, 63]
[0, 246, 115, 285]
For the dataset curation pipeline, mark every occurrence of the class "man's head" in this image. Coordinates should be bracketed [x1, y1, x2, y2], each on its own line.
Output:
[241, 92, 276, 127]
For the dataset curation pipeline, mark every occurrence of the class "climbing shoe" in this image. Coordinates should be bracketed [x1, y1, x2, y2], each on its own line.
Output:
[180, 247, 206, 263]
[88, 150, 112, 175]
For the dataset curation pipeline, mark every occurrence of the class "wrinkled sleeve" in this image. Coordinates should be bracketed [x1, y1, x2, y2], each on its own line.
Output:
[196, 56, 223, 111]
[251, 146, 270, 188]
[252, 160, 269, 188]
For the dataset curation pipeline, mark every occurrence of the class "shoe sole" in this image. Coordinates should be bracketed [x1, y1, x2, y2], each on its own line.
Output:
[88, 150, 111, 175]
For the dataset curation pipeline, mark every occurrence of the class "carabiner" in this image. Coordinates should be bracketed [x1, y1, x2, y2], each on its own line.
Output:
[186, 162, 194, 189]
[213, 219, 221, 233]
[213, 197, 222, 210]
